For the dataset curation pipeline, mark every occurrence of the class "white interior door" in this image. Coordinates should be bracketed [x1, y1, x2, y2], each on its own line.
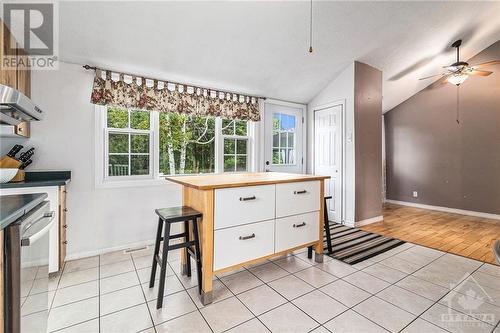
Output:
[264, 101, 304, 173]
[314, 105, 343, 222]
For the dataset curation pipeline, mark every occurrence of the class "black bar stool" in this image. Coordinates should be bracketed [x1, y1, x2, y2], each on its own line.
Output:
[308, 196, 333, 258]
[149, 206, 202, 309]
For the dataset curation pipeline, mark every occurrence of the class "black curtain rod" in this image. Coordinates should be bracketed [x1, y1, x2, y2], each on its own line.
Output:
[82, 64, 267, 100]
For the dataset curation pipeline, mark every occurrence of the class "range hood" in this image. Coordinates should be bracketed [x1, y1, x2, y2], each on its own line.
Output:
[0, 84, 44, 126]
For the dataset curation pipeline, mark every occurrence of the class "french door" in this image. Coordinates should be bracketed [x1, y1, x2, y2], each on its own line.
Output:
[264, 100, 305, 174]
[314, 104, 343, 222]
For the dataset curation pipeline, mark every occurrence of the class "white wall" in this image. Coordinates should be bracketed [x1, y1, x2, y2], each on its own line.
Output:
[307, 63, 356, 225]
[1, 62, 182, 259]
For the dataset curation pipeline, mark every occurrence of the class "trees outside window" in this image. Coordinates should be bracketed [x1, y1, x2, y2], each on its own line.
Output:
[104, 107, 252, 179]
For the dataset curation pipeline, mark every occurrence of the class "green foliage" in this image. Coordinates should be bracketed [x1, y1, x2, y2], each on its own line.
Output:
[130, 110, 150, 130]
[159, 113, 216, 174]
[107, 107, 128, 128]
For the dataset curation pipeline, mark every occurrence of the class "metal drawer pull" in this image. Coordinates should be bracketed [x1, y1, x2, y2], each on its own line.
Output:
[294, 190, 307, 194]
[239, 233, 256, 240]
[293, 222, 307, 228]
[239, 196, 256, 201]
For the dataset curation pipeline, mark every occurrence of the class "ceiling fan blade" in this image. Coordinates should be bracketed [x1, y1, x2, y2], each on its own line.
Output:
[427, 74, 451, 89]
[467, 69, 493, 76]
[419, 73, 448, 80]
[470, 60, 500, 69]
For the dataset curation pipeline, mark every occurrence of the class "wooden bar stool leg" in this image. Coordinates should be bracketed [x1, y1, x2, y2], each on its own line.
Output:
[184, 220, 191, 277]
[156, 222, 171, 309]
[192, 218, 203, 295]
[324, 198, 333, 254]
[149, 217, 163, 288]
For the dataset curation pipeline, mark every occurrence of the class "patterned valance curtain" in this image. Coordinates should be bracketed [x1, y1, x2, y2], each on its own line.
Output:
[90, 70, 261, 121]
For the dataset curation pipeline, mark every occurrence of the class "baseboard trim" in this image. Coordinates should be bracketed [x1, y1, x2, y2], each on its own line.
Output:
[354, 215, 383, 227]
[385, 200, 500, 221]
[65, 239, 155, 262]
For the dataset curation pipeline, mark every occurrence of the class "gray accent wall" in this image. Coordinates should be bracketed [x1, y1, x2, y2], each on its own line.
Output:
[385, 41, 500, 215]
[355, 62, 383, 221]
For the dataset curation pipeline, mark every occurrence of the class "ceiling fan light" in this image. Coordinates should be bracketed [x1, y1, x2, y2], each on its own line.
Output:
[448, 74, 468, 86]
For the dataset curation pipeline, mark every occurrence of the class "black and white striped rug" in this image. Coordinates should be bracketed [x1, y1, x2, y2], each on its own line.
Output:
[324, 222, 405, 265]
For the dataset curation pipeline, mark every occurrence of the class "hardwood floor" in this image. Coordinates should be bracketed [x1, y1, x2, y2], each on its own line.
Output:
[360, 203, 500, 265]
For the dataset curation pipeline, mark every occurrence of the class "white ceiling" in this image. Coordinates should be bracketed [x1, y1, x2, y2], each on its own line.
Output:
[59, 1, 500, 111]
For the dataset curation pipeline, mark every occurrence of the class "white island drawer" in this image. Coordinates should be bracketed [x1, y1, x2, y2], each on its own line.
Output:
[275, 211, 319, 252]
[275, 181, 320, 218]
[214, 220, 275, 271]
[215, 185, 275, 230]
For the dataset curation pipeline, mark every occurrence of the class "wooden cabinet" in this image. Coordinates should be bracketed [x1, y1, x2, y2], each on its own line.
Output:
[0, 19, 31, 138]
[58, 186, 67, 268]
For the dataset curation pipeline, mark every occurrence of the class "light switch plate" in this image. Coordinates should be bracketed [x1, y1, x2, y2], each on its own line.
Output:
[412, 191, 418, 198]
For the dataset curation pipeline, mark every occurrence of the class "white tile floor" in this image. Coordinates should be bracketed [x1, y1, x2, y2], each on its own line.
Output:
[23, 242, 500, 333]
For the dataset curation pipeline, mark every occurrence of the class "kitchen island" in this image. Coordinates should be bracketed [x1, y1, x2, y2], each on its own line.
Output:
[165, 172, 330, 305]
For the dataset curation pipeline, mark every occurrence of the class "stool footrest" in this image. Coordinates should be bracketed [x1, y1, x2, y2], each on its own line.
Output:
[168, 240, 198, 251]
[160, 231, 187, 241]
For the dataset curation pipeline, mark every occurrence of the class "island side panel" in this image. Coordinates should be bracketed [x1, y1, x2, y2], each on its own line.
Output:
[315, 180, 325, 260]
[182, 186, 214, 303]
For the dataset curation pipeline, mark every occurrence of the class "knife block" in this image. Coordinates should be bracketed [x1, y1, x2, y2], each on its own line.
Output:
[10, 169, 25, 182]
[0, 155, 22, 168]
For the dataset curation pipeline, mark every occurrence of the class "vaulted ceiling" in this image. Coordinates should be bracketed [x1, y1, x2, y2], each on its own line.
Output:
[59, 1, 500, 111]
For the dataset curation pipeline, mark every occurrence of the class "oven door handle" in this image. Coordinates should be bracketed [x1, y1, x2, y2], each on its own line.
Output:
[21, 212, 56, 247]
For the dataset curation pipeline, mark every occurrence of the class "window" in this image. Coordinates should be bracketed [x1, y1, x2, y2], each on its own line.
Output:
[99, 106, 253, 183]
[106, 107, 152, 177]
[159, 113, 216, 175]
[272, 113, 296, 165]
[222, 119, 249, 172]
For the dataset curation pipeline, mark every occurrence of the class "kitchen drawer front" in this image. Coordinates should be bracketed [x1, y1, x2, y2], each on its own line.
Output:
[214, 220, 274, 271]
[275, 181, 320, 218]
[214, 185, 275, 230]
[275, 211, 319, 253]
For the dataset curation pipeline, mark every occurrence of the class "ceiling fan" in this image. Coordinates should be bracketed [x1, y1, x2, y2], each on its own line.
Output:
[419, 39, 500, 86]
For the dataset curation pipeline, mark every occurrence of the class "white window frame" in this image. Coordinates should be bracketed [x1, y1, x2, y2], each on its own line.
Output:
[95, 106, 257, 188]
[218, 119, 251, 173]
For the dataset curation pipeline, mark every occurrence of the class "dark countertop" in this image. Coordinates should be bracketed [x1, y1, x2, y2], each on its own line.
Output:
[0, 171, 71, 189]
[0, 193, 48, 230]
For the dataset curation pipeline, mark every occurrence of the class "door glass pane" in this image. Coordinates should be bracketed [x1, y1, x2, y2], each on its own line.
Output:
[109, 155, 129, 176]
[271, 113, 297, 165]
[131, 155, 149, 175]
[272, 149, 280, 164]
[109, 133, 128, 153]
[280, 132, 287, 147]
[272, 114, 280, 130]
[273, 132, 279, 147]
[131, 134, 149, 153]
[288, 132, 294, 148]
[288, 149, 295, 164]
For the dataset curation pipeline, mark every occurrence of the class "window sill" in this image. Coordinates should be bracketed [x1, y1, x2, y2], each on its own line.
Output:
[95, 177, 174, 189]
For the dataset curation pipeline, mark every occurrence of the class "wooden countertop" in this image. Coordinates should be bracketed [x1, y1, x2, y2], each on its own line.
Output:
[165, 172, 330, 190]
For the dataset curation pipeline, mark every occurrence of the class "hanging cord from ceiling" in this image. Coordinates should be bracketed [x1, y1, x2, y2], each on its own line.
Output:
[456, 85, 460, 124]
[309, 0, 313, 53]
